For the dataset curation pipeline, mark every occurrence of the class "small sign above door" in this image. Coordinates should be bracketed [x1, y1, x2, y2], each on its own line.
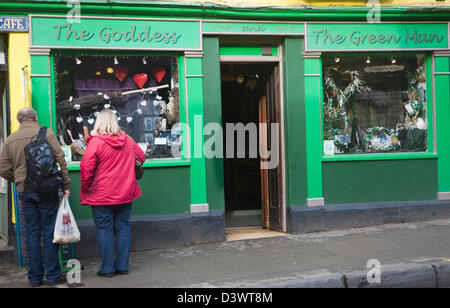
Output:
[203, 21, 305, 36]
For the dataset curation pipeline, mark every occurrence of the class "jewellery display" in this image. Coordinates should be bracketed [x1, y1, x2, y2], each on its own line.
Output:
[54, 55, 181, 161]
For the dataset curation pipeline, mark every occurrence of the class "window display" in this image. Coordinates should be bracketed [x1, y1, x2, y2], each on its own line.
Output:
[54, 54, 181, 162]
[322, 53, 428, 155]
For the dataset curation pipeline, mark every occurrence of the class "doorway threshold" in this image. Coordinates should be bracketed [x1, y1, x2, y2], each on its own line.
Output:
[225, 226, 286, 242]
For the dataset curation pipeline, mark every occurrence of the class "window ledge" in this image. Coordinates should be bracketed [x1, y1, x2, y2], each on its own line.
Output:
[66, 159, 190, 171]
[322, 152, 438, 162]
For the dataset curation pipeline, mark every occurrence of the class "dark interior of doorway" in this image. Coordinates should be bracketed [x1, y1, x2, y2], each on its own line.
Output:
[221, 62, 276, 229]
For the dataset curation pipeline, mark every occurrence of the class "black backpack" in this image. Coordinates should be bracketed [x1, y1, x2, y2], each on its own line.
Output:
[24, 127, 63, 193]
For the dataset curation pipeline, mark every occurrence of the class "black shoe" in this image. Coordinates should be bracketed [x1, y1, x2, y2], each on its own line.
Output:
[97, 271, 115, 278]
[115, 270, 128, 275]
[47, 275, 66, 287]
[29, 280, 43, 288]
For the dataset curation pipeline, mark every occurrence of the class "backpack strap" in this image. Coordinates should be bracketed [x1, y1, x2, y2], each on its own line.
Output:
[38, 127, 47, 141]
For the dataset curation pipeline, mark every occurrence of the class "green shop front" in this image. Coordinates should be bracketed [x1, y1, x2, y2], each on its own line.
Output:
[27, 14, 450, 256]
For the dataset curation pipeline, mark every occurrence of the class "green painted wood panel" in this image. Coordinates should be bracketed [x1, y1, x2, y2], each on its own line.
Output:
[202, 37, 225, 212]
[31, 76, 51, 128]
[304, 57, 324, 200]
[68, 167, 191, 220]
[186, 57, 208, 206]
[282, 37, 307, 207]
[323, 159, 438, 204]
[30, 55, 49, 75]
[435, 56, 450, 193]
[219, 45, 278, 56]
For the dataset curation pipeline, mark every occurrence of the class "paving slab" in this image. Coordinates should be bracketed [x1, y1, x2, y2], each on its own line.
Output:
[1, 219, 450, 288]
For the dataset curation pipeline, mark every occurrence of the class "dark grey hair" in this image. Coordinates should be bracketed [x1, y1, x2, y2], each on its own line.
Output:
[17, 108, 37, 123]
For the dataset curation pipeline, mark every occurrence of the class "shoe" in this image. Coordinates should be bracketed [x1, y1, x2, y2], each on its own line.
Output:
[115, 270, 128, 275]
[97, 271, 115, 278]
[29, 280, 43, 288]
[47, 275, 66, 287]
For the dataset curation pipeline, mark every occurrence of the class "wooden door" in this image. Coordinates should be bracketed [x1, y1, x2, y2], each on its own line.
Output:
[260, 65, 282, 231]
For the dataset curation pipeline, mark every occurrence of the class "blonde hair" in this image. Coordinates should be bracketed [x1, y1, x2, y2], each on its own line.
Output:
[91, 109, 122, 136]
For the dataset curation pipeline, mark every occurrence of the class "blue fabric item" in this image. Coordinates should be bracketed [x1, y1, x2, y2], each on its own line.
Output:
[19, 192, 61, 284]
[91, 203, 132, 274]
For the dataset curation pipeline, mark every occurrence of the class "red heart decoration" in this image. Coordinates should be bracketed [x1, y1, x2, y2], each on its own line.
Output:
[133, 73, 148, 89]
[151, 67, 166, 83]
[114, 66, 128, 82]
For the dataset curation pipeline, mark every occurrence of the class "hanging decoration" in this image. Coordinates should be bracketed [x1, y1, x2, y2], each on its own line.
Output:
[114, 66, 128, 82]
[323, 68, 371, 141]
[151, 67, 166, 83]
[133, 73, 148, 89]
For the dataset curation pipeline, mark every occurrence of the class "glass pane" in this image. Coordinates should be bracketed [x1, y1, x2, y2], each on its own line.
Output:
[54, 54, 181, 162]
[322, 53, 428, 155]
[0, 38, 5, 65]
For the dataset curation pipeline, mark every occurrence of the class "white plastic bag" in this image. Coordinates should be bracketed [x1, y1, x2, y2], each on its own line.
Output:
[53, 197, 81, 244]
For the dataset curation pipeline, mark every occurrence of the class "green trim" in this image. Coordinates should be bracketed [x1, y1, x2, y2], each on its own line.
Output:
[4, 2, 450, 21]
[322, 152, 438, 162]
[178, 55, 188, 160]
[321, 52, 434, 160]
[46, 50, 188, 164]
[50, 54, 57, 134]
[426, 54, 434, 153]
[67, 159, 190, 171]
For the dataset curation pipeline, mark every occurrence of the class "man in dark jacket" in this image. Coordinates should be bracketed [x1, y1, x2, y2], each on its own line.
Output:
[0, 108, 71, 287]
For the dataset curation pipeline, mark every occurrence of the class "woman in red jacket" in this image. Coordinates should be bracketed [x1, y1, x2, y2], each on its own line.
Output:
[80, 109, 146, 278]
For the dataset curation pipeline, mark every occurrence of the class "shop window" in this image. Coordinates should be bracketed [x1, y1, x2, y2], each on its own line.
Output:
[322, 53, 428, 155]
[53, 54, 181, 162]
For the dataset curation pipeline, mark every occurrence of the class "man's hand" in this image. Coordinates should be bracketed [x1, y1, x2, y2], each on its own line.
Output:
[63, 189, 70, 198]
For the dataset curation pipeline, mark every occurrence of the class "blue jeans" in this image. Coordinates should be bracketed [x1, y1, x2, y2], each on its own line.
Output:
[19, 192, 61, 284]
[91, 203, 132, 274]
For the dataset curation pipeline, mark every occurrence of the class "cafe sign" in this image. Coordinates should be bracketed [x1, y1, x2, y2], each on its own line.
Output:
[306, 23, 449, 51]
[30, 16, 201, 51]
[0, 16, 27, 32]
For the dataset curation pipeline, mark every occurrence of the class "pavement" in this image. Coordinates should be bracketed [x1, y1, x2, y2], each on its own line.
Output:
[1, 218, 450, 288]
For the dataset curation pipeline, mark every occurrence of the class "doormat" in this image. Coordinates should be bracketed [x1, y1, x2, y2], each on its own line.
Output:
[225, 226, 286, 242]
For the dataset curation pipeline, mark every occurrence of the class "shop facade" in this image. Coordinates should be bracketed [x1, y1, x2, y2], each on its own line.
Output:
[3, 2, 450, 258]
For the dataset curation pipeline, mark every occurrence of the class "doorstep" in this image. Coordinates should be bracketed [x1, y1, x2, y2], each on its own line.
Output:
[225, 226, 286, 242]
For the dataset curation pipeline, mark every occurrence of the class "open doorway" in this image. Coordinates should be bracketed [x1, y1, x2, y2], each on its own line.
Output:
[221, 62, 283, 233]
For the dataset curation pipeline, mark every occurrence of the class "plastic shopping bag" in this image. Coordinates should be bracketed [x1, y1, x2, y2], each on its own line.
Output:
[53, 197, 81, 244]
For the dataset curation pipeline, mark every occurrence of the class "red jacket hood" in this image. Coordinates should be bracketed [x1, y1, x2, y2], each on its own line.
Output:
[87, 133, 127, 149]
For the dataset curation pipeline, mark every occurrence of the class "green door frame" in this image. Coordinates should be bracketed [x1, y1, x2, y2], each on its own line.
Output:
[0, 34, 9, 240]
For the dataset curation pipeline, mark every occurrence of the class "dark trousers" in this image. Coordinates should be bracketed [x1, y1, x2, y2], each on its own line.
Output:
[19, 192, 61, 284]
[91, 203, 132, 274]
